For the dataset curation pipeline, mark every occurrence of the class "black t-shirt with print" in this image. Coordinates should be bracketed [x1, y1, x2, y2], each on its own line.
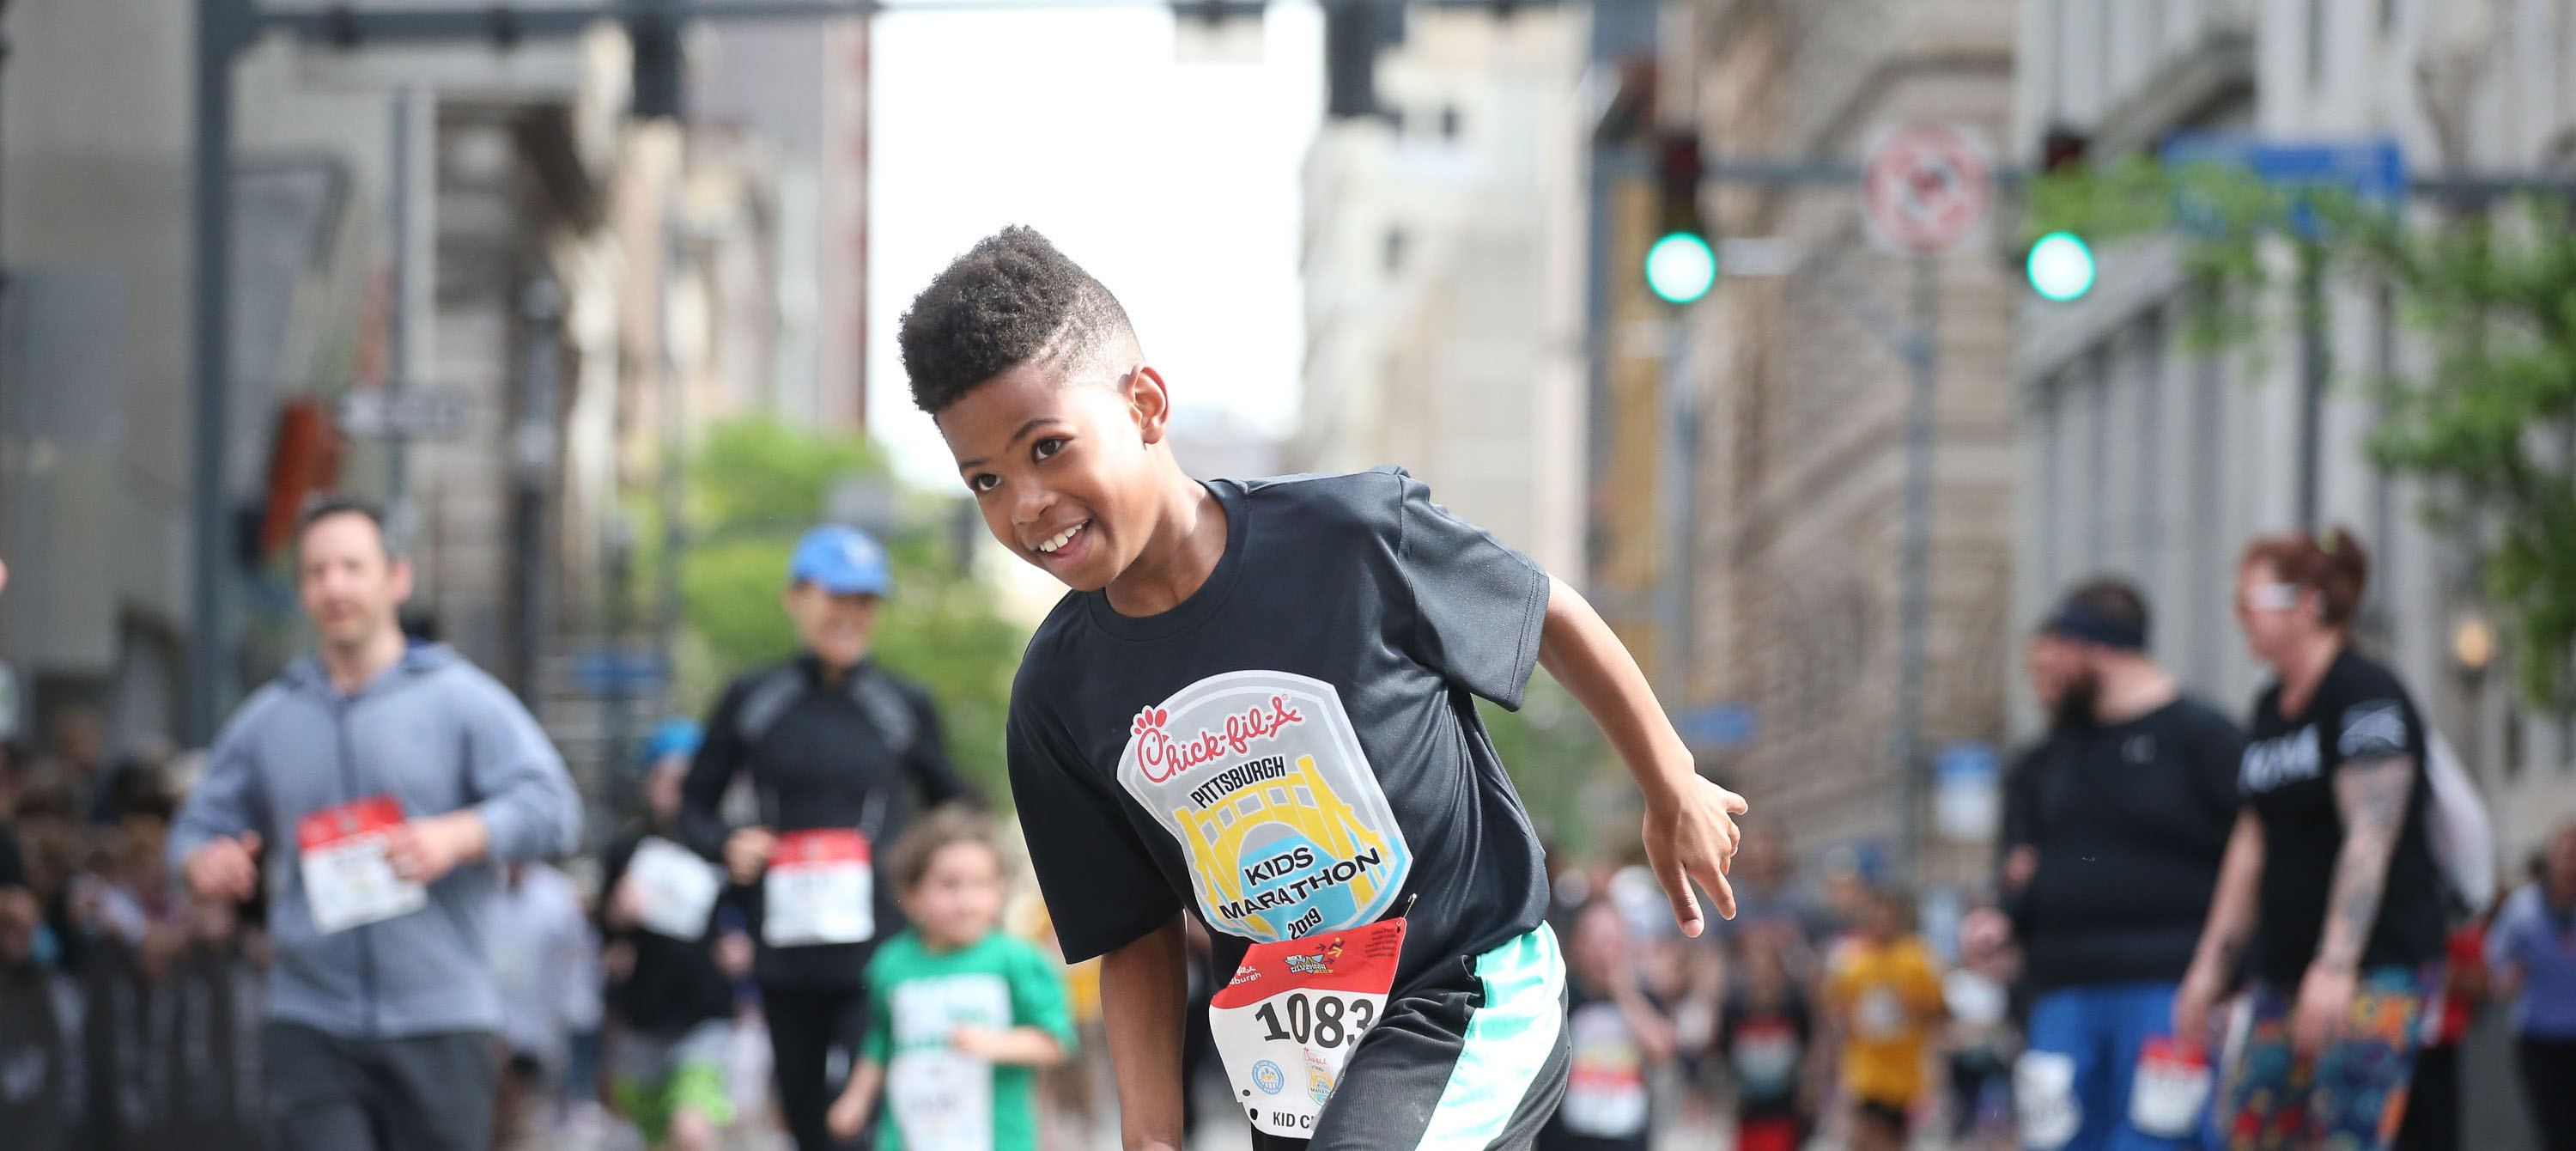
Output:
[2239, 648, 2446, 989]
[1005, 468, 1553, 994]
[2001, 697, 2245, 992]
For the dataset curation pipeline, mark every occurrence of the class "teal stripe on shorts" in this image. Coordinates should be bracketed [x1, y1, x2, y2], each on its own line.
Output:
[1418, 923, 1567, 1149]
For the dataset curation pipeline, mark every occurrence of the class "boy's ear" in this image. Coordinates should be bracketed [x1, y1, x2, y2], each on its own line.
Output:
[1126, 364, 1173, 446]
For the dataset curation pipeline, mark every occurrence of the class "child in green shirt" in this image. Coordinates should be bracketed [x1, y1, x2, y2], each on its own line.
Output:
[827, 809, 1076, 1150]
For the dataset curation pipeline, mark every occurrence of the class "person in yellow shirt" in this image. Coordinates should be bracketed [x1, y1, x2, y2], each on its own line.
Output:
[1826, 884, 1947, 1151]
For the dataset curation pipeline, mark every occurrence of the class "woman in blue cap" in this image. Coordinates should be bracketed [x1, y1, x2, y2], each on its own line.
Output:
[677, 525, 978, 1151]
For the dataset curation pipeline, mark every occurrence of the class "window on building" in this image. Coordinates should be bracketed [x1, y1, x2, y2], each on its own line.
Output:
[1382, 227, 1406, 274]
[2380, 0, 2398, 35]
[1439, 105, 1462, 142]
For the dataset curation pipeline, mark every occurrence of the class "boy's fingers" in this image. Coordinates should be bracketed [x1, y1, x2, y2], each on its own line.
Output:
[1697, 859, 1739, 921]
[1660, 864, 1704, 939]
[1722, 791, 1749, 816]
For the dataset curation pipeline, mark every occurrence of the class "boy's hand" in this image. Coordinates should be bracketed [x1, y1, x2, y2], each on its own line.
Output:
[827, 1091, 868, 1141]
[950, 1024, 1009, 1059]
[1642, 775, 1747, 937]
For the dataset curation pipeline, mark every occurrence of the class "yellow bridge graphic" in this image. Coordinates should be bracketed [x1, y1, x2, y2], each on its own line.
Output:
[1176, 754, 1394, 939]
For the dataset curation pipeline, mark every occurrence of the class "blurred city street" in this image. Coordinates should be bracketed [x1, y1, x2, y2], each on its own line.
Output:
[3, 2, 2575, 1151]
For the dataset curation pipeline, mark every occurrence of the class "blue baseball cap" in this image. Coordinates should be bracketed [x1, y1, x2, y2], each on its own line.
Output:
[788, 525, 891, 596]
[641, 717, 702, 767]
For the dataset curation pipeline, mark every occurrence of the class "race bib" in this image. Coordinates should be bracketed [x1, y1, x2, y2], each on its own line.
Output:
[297, 795, 428, 935]
[885, 1048, 994, 1151]
[2014, 1051, 2081, 1151]
[1118, 672, 1413, 944]
[1559, 1002, 1650, 1138]
[1856, 986, 1906, 1040]
[763, 829, 873, 947]
[1210, 917, 1406, 1141]
[627, 836, 724, 941]
[2127, 1038, 2210, 1138]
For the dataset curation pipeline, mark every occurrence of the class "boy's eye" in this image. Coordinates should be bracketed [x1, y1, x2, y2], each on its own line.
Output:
[969, 473, 1001, 494]
[1032, 437, 1066, 461]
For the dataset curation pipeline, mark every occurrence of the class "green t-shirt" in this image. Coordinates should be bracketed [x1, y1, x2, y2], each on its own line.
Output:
[862, 929, 1078, 1151]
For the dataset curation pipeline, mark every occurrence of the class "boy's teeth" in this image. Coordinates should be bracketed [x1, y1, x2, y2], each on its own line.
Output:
[1038, 521, 1085, 553]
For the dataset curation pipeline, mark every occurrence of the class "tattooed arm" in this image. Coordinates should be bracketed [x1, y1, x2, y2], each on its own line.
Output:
[2173, 810, 2264, 1049]
[2286, 755, 2414, 1054]
[2316, 756, 2413, 971]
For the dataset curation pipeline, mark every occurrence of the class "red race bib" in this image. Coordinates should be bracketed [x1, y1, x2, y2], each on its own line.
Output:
[296, 795, 427, 934]
[1209, 917, 1406, 1141]
[763, 829, 875, 947]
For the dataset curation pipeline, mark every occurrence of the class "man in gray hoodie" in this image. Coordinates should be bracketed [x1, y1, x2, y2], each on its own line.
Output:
[170, 497, 583, 1151]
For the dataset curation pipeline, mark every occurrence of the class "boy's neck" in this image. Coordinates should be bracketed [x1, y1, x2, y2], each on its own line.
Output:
[1103, 465, 1228, 618]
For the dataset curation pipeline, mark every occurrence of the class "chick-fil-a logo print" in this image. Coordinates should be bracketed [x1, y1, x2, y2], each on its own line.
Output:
[1130, 697, 1308, 783]
[1118, 670, 1413, 942]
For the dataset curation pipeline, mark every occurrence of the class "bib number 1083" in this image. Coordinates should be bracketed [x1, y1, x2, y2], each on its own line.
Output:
[1250, 992, 1375, 1050]
[1209, 917, 1406, 1141]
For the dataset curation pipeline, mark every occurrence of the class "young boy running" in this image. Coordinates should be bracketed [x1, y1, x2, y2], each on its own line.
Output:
[900, 227, 1747, 1151]
[826, 809, 1075, 1149]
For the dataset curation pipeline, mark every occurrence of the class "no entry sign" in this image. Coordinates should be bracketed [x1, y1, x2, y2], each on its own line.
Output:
[1863, 124, 1994, 254]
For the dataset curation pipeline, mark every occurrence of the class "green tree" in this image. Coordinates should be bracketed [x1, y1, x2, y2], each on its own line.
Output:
[1479, 672, 1607, 856]
[671, 417, 1029, 801]
[2034, 166, 2576, 712]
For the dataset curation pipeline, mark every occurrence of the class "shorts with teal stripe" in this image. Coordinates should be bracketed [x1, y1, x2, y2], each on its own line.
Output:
[1249, 923, 1571, 1151]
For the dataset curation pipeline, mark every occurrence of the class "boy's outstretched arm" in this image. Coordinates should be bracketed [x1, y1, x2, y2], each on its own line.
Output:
[1537, 577, 1747, 934]
[1101, 914, 1192, 1151]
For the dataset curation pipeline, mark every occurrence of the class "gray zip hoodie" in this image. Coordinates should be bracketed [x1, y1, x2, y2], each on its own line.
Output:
[167, 642, 582, 1039]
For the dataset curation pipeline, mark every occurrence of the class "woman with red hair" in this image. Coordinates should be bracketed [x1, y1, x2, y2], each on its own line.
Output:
[2173, 528, 2451, 1151]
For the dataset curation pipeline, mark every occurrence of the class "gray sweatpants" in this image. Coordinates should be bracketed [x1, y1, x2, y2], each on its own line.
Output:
[264, 1021, 500, 1151]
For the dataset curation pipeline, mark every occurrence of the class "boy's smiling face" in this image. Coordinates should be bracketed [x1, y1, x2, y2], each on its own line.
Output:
[936, 356, 1172, 592]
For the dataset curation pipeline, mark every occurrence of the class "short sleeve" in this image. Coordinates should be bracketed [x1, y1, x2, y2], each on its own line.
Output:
[1385, 471, 1552, 709]
[1007, 941, 1078, 1051]
[1006, 697, 1180, 963]
[2334, 697, 2415, 763]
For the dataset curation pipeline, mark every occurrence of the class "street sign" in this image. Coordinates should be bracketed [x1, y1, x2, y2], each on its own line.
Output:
[337, 388, 475, 441]
[2159, 133, 2405, 200]
[1863, 124, 1995, 255]
[1933, 740, 2000, 842]
[574, 649, 666, 694]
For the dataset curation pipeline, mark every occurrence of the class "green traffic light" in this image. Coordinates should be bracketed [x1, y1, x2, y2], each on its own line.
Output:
[1646, 232, 1716, 305]
[2027, 231, 2096, 301]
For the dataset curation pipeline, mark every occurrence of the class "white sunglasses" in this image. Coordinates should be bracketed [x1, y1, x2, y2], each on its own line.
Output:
[2238, 583, 2306, 612]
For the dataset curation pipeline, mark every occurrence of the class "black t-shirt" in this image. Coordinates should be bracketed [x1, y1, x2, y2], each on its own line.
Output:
[598, 828, 739, 1034]
[1719, 988, 1812, 1119]
[681, 656, 975, 990]
[1006, 468, 1553, 994]
[0, 824, 23, 889]
[2001, 697, 2244, 992]
[2239, 648, 2446, 989]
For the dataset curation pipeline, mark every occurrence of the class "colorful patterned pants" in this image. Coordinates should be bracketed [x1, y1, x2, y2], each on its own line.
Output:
[2220, 966, 2440, 1151]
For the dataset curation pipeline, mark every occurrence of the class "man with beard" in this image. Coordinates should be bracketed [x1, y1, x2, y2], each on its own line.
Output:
[2000, 581, 2243, 1151]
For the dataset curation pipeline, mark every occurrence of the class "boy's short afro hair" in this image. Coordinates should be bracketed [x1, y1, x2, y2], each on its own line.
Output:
[899, 226, 1140, 414]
